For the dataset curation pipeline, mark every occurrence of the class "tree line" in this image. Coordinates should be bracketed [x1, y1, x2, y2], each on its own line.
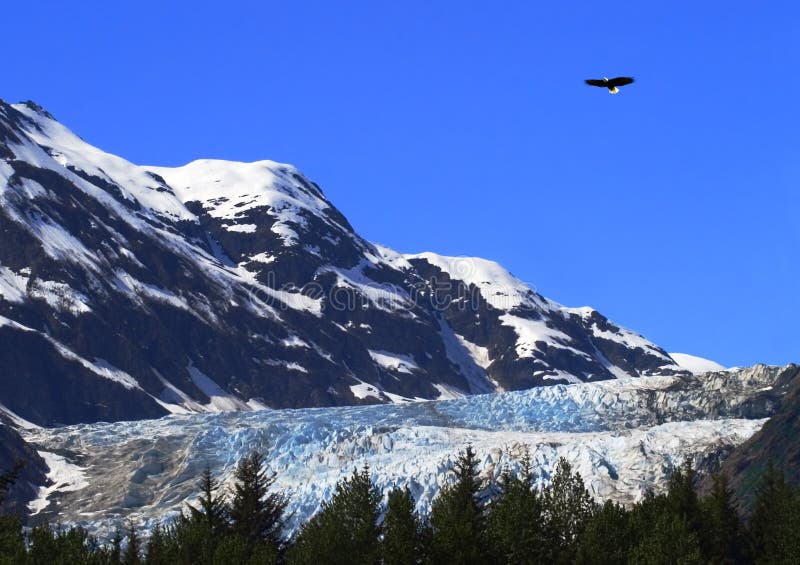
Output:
[1, 445, 799, 564]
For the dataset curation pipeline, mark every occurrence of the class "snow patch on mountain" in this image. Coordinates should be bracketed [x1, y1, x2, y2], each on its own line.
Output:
[29, 279, 92, 315]
[437, 316, 497, 394]
[0, 266, 28, 303]
[369, 350, 420, 374]
[11, 104, 195, 222]
[187, 363, 251, 412]
[47, 342, 141, 390]
[567, 306, 673, 362]
[28, 452, 89, 515]
[0, 314, 35, 332]
[148, 159, 337, 246]
[500, 313, 589, 360]
[406, 252, 548, 311]
[350, 378, 382, 401]
[321, 263, 415, 315]
[0, 403, 41, 430]
[670, 353, 727, 375]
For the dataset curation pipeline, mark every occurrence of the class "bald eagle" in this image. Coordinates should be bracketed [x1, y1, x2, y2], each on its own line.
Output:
[585, 76, 634, 94]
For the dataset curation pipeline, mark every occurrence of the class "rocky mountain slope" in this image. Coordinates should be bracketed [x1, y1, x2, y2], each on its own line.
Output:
[699, 364, 800, 511]
[20, 364, 796, 538]
[0, 416, 48, 516]
[1, 99, 688, 427]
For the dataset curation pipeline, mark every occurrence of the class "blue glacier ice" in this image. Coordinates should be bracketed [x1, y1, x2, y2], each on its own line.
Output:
[21, 364, 790, 540]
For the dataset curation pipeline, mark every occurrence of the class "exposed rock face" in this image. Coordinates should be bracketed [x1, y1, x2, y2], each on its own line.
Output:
[0, 417, 48, 516]
[698, 364, 800, 512]
[1, 99, 688, 426]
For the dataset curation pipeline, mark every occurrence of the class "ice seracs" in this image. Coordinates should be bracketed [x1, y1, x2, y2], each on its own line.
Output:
[20, 364, 795, 540]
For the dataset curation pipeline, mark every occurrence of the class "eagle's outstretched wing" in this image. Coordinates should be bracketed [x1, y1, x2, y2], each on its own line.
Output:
[585, 79, 607, 87]
[607, 76, 634, 87]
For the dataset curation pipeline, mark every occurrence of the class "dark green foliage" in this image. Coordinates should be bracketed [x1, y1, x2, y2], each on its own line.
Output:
[211, 534, 277, 564]
[288, 465, 380, 565]
[7, 446, 800, 564]
[382, 486, 425, 565]
[542, 457, 597, 563]
[134, 454, 283, 565]
[667, 459, 702, 534]
[187, 466, 229, 540]
[110, 529, 123, 563]
[748, 460, 800, 563]
[0, 515, 26, 565]
[429, 444, 487, 564]
[576, 500, 631, 565]
[0, 462, 27, 565]
[629, 511, 703, 564]
[26, 524, 111, 565]
[153, 514, 213, 565]
[229, 451, 286, 552]
[143, 523, 168, 565]
[122, 519, 142, 565]
[701, 472, 747, 564]
[622, 458, 706, 564]
[161, 464, 231, 562]
[486, 451, 547, 565]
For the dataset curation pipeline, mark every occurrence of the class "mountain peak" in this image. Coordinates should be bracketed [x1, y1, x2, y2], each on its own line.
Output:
[2, 100, 689, 427]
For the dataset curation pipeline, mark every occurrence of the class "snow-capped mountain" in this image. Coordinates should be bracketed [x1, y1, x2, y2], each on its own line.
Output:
[20, 363, 799, 539]
[1, 99, 688, 427]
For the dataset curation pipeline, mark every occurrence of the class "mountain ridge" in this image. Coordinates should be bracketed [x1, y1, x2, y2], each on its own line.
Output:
[1, 98, 690, 427]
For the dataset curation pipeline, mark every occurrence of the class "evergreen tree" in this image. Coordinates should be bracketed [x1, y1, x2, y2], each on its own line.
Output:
[149, 463, 236, 565]
[700, 472, 747, 564]
[0, 515, 26, 565]
[211, 533, 277, 565]
[486, 466, 547, 564]
[575, 499, 631, 565]
[187, 466, 229, 536]
[542, 457, 596, 564]
[156, 514, 211, 565]
[144, 523, 169, 565]
[123, 519, 142, 565]
[625, 468, 705, 565]
[382, 486, 425, 565]
[0, 461, 26, 565]
[27, 524, 60, 565]
[110, 529, 123, 564]
[288, 465, 381, 565]
[27, 524, 107, 565]
[748, 460, 800, 563]
[666, 459, 702, 536]
[629, 511, 703, 565]
[429, 445, 487, 564]
[229, 451, 286, 551]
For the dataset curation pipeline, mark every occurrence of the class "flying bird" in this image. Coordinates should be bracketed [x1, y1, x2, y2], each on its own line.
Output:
[585, 76, 634, 94]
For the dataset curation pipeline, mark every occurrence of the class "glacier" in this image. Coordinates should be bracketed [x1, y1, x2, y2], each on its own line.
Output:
[19, 363, 793, 540]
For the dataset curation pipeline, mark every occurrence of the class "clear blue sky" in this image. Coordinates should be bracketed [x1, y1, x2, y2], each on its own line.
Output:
[4, 1, 798, 367]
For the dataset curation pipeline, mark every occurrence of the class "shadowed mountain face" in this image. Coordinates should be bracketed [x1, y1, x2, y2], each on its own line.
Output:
[699, 364, 800, 512]
[1, 99, 688, 426]
[0, 418, 48, 515]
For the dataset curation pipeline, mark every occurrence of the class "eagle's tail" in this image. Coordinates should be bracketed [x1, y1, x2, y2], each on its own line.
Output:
[608, 86, 619, 94]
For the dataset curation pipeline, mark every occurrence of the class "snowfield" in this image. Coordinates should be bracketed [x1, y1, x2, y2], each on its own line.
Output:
[20, 364, 791, 540]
